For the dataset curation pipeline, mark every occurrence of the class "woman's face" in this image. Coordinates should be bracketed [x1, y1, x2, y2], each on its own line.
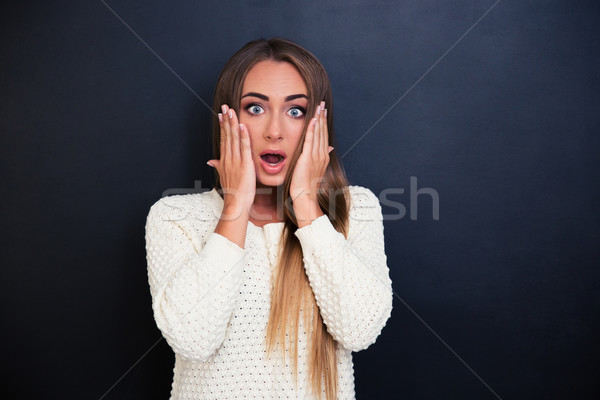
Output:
[239, 60, 309, 188]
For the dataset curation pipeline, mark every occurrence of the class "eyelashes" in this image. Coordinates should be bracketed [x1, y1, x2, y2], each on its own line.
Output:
[246, 104, 264, 116]
[244, 103, 306, 119]
[287, 106, 305, 119]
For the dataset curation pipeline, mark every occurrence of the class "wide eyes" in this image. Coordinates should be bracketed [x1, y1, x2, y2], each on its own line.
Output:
[245, 104, 305, 119]
[247, 104, 265, 115]
[287, 107, 304, 119]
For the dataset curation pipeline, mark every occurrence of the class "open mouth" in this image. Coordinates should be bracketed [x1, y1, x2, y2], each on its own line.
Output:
[260, 154, 285, 165]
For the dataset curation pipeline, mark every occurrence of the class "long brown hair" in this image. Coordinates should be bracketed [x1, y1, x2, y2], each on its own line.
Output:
[210, 38, 350, 400]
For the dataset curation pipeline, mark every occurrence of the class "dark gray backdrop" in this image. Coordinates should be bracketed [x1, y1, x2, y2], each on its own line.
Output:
[1, 0, 598, 399]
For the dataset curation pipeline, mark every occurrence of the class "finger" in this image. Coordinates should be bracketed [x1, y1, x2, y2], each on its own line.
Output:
[319, 105, 328, 156]
[318, 101, 327, 156]
[311, 104, 321, 156]
[218, 112, 225, 160]
[228, 108, 241, 159]
[304, 115, 317, 155]
[207, 159, 220, 170]
[239, 123, 252, 163]
[239, 123, 251, 157]
[207, 160, 221, 182]
[222, 104, 232, 162]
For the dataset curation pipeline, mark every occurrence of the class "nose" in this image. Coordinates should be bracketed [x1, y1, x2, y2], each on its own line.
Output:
[264, 115, 283, 142]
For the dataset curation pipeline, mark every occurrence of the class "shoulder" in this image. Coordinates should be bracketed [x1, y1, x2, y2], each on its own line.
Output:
[345, 185, 383, 234]
[347, 185, 381, 215]
[146, 188, 223, 226]
[347, 185, 379, 202]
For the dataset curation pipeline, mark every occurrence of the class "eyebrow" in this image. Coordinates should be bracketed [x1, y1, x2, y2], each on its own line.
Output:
[241, 92, 308, 102]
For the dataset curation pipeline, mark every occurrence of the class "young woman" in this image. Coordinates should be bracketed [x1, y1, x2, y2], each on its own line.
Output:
[145, 38, 393, 400]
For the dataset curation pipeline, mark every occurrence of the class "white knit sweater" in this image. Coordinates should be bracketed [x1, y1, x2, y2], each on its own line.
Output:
[144, 185, 393, 399]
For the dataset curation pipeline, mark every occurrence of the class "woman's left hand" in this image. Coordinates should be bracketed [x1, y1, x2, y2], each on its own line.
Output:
[290, 101, 334, 226]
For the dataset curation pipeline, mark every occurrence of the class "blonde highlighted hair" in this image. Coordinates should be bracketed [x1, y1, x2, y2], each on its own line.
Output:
[211, 38, 350, 400]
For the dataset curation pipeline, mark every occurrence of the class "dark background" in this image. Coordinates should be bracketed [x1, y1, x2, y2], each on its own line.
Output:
[1, 0, 598, 399]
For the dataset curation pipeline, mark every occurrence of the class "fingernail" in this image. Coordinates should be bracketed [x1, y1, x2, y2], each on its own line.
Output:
[239, 123, 243, 131]
[228, 110, 233, 119]
[218, 113, 223, 122]
[324, 109, 328, 118]
[328, 146, 334, 153]
[221, 105, 227, 114]
[317, 106, 321, 116]
[207, 161, 214, 167]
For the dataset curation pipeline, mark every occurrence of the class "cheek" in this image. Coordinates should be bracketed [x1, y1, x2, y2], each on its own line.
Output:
[286, 120, 305, 148]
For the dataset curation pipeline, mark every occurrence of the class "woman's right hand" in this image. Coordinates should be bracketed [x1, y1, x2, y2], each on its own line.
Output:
[208, 104, 256, 220]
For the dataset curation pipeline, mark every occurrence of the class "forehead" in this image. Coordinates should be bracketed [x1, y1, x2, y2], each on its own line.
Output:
[242, 60, 307, 97]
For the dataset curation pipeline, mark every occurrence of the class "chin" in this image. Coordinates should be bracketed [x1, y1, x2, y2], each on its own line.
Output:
[257, 175, 285, 188]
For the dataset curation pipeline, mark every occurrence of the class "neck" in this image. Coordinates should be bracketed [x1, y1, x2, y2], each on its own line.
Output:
[251, 183, 284, 223]
[253, 182, 282, 207]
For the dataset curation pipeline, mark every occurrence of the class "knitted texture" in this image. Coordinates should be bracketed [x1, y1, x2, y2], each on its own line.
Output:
[145, 185, 393, 399]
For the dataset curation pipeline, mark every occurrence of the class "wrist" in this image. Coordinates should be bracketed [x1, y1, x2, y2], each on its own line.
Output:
[293, 198, 323, 228]
[221, 202, 250, 223]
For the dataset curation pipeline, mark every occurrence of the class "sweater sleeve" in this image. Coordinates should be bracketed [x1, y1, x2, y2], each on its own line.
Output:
[144, 197, 248, 361]
[293, 186, 393, 352]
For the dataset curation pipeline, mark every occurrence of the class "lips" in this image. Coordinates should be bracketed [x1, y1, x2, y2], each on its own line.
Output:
[259, 149, 287, 165]
[261, 154, 284, 164]
[259, 149, 287, 174]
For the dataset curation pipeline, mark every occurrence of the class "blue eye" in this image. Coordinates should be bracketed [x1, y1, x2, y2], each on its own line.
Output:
[288, 107, 305, 119]
[247, 104, 264, 116]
